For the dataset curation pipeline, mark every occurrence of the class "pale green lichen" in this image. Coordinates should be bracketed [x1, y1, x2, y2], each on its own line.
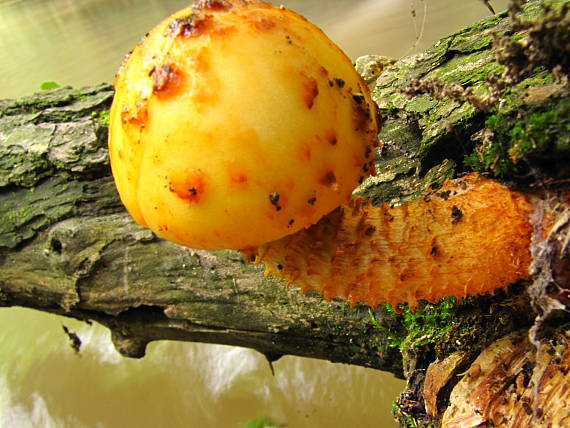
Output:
[354, 55, 397, 86]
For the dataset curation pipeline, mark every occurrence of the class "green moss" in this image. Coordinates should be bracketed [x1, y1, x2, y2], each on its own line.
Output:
[370, 297, 459, 353]
[368, 308, 403, 349]
[510, 33, 527, 42]
[0, 179, 84, 248]
[91, 108, 110, 126]
[392, 397, 438, 428]
[509, 111, 560, 161]
[464, 114, 514, 175]
[446, 14, 503, 53]
[394, 412, 436, 428]
[399, 298, 458, 352]
[464, 98, 570, 176]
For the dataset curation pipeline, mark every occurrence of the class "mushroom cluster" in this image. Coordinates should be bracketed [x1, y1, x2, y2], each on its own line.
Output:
[109, 0, 535, 309]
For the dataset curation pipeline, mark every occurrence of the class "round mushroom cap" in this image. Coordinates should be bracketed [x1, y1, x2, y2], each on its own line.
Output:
[109, 0, 379, 250]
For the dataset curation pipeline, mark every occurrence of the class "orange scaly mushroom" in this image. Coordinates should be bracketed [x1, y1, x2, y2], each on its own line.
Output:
[109, 0, 534, 309]
[250, 173, 533, 309]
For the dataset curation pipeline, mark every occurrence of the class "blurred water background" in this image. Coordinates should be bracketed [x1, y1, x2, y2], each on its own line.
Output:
[0, 0, 508, 427]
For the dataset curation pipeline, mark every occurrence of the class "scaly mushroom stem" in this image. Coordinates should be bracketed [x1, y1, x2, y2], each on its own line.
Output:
[247, 174, 534, 309]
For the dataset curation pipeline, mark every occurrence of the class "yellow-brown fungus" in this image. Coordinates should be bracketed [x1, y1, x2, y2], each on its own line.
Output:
[109, 0, 379, 250]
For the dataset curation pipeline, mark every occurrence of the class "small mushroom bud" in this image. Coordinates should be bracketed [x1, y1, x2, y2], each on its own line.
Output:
[108, 0, 379, 250]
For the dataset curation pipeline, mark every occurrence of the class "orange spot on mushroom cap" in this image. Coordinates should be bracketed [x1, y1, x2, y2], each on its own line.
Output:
[200, 0, 232, 11]
[230, 172, 248, 185]
[225, 159, 250, 188]
[251, 16, 277, 31]
[190, 52, 221, 107]
[193, 52, 211, 73]
[151, 64, 185, 99]
[297, 142, 312, 162]
[301, 73, 319, 109]
[324, 129, 337, 145]
[228, 170, 249, 188]
[167, 12, 214, 38]
[319, 170, 337, 187]
[121, 102, 148, 127]
[169, 169, 207, 203]
[351, 93, 372, 132]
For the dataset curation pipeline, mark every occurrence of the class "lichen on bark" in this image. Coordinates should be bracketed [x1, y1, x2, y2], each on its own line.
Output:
[359, 0, 569, 211]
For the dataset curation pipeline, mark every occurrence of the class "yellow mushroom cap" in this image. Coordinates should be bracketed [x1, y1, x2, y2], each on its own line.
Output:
[108, 0, 379, 250]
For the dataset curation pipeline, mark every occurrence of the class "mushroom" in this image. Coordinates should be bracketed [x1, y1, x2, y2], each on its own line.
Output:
[253, 174, 533, 309]
[109, 0, 534, 309]
[109, 0, 379, 251]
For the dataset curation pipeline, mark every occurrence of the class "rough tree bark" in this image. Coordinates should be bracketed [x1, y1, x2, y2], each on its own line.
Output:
[0, 83, 405, 372]
[0, 1, 568, 426]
